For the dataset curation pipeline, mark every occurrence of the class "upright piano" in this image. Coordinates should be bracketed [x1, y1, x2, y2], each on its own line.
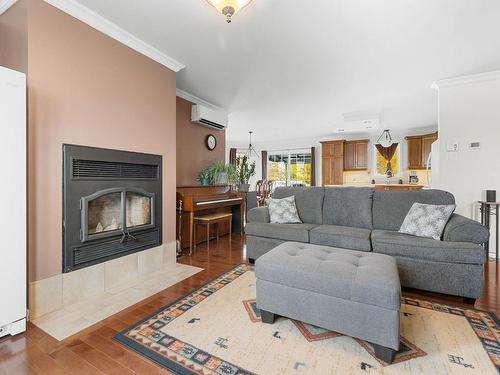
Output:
[176, 185, 245, 252]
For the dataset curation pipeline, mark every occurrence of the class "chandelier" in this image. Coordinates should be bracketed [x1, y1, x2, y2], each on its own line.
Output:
[377, 129, 393, 148]
[206, 0, 253, 23]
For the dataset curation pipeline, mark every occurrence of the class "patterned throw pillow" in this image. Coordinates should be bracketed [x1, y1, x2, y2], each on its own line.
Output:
[399, 202, 455, 240]
[267, 196, 302, 224]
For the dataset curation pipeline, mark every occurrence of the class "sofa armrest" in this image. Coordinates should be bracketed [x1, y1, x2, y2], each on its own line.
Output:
[247, 207, 270, 223]
[443, 213, 489, 244]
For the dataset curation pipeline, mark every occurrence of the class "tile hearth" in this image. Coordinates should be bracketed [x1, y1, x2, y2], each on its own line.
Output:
[31, 262, 202, 340]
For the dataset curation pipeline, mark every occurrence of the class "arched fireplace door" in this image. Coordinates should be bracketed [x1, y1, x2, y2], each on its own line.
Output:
[81, 187, 155, 243]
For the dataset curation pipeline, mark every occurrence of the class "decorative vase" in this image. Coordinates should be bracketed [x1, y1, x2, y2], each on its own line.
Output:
[238, 183, 250, 192]
[200, 178, 209, 186]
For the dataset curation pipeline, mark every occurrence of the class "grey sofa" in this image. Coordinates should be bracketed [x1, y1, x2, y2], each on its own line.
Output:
[246, 187, 489, 301]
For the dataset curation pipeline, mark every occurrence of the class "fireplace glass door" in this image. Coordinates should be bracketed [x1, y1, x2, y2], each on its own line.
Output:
[88, 192, 123, 235]
[126, 192, 152, 229]
[81, 188, 155, 242]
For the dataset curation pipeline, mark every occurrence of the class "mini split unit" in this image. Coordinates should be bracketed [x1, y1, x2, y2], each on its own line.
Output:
[191, 104, 228, 130]
[336, 111, 381, 133]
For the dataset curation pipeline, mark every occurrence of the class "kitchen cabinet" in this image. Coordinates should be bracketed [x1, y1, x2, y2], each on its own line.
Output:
[422, 133, 438, 168]
[344, 139, 369, 170]
[405, 132, 438, 170]
[321, 141, 344, 185]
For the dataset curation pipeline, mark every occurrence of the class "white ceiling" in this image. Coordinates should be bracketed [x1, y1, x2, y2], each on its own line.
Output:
[74, 0, 500, 143]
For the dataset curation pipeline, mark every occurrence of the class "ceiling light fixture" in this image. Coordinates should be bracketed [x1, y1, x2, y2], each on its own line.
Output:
[377, 129, 393, 148]
[206, 0, 253, 23]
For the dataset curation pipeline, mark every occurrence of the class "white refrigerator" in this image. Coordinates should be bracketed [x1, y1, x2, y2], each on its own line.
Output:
[426, 140, 440, 188]
[0, 66, 27, 337]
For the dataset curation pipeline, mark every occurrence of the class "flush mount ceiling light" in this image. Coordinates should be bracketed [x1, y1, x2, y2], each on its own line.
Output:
[377, 129, 393, 148]
[206, 0, 253, 23]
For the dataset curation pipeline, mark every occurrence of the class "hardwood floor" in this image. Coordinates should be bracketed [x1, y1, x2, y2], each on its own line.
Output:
[0, 234, 498, 374]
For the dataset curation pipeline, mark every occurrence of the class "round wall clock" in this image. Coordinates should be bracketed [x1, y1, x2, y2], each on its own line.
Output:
[206, 134, 217, 150]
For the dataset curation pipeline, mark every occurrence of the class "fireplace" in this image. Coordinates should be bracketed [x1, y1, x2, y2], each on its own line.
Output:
[62, 145, 162, 273]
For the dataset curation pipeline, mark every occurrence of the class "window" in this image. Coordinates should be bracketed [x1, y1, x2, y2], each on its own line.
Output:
[268, 151, 311, 187]
[374, 144, 401, 177]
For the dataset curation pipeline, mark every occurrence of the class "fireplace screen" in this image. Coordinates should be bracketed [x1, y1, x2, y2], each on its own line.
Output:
[81, 188, 155, 242]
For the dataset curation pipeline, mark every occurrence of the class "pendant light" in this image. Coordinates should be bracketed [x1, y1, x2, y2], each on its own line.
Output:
[377, 129, 393, 148]
[246, 131, 260, 158]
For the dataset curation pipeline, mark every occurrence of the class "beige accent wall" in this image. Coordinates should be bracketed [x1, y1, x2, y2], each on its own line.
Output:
[1, 0, 177, 282]
[0, 0, 27, 73]
[176, 97, 226, 186]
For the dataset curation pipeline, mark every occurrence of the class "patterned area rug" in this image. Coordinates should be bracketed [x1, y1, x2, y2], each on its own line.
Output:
[114, 264, 500, 374]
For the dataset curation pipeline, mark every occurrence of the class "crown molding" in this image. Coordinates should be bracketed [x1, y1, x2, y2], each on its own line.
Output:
[43, 0, 185, 72]
[431, 70, 500, 90]
[176, 88, 223, 110]
[0, 0, 18, 15]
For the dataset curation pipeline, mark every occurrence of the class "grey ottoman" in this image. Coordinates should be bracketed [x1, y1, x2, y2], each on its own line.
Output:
[255, 242, 401, 363]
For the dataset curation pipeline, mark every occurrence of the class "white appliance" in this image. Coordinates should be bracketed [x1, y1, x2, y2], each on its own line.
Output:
[191, 104, 228, 130]
[426, 140, 439, 188]
[0, 66, 27, 338]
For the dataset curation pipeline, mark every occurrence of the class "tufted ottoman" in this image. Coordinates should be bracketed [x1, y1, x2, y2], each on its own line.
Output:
[255, 242, 401, 363]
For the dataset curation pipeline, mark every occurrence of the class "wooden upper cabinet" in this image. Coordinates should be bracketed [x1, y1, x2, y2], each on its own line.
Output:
[354, 141, 368, 169]
[321, 141, 344, 185]
[422, 132, 438, 168]
[343, 139, 369, 170]
[332, 142, 344, 157]
[406, 137, 423, 169]
[406, 132, 438, 169]
[343, 142, 356, 170]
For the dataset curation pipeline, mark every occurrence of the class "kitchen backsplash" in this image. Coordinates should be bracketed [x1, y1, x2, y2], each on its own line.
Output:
[343, 170, 430, 186]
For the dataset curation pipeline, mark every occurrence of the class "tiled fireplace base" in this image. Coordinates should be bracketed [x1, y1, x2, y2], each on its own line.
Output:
[29, 242, 202, 340]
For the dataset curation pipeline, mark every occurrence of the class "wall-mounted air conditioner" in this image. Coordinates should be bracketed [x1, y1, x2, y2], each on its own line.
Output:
[191, 104, 228, 130]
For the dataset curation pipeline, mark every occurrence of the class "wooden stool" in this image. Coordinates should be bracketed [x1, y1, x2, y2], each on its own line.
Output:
[193, 212, 232, 252]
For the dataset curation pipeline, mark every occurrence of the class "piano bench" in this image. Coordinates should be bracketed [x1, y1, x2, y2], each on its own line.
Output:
[193, 212, 233, 251]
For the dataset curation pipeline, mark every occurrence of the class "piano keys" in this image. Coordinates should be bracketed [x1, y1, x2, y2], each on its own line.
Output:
[176, 185, 245, 253]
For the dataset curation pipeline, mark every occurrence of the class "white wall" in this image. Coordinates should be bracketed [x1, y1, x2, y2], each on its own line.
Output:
[435, 71, 500, 258]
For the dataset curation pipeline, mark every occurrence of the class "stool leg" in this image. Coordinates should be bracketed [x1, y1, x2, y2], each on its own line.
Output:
[206, 223, 210, 251]
[229, 218, 232, 242]
[193, 224, 197, 250]
[216, 222, 219, 241]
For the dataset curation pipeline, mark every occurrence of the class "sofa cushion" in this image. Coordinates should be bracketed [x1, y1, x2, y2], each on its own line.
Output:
[371, 230, 486, 265]
[272, 187, 324, 224]
[322, 187, 373, 229]
[372, 189, 455, 231]
[245, 222, 318, 243]
[255, 242, 400, 310]
[399, 202, 455, 240]
[309, 225, 372, 252]
[268, 196, 302, 224]
[247, 206, 270, 223]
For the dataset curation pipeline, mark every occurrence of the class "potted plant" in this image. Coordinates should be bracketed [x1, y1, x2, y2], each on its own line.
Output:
[235, 156, 256, 192]
[197, 168, 210, 186]
[198, 161, 238, 186]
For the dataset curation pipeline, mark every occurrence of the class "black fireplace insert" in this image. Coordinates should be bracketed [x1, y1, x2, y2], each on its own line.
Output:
[62, 144, 162, 273]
